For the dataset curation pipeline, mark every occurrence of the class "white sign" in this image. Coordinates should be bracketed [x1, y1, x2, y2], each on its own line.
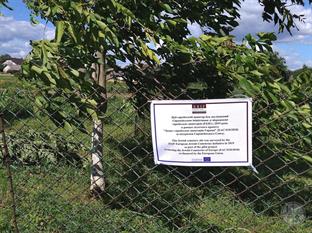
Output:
[151, 99, 252, 166]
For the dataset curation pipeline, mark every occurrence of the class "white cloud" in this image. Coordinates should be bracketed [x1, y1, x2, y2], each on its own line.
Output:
[273, 45, 312, 70]
[187, 1, 312, 44]
[232, 0, 312, 43]
[187, 1, 312, 70]
[188, 22, 203, 37]
[0, 16, 54, 58]
[231, 0, 312, 69]
[1, 2, 311, 69]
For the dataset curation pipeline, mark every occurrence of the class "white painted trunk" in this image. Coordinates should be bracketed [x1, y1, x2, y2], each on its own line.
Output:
[90, 119, 105, 194]
[90, 50, 106, 195]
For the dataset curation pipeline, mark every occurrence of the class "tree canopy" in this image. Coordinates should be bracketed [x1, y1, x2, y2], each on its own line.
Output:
[1, 0, 311, 127]
[0, 54, 11, 63]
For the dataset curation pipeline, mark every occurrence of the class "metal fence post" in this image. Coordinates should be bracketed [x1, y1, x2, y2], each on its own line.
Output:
[0, 113, 19, 233]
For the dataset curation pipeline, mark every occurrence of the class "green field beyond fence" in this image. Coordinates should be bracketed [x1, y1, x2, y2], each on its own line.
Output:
[0, 74, 311, 233]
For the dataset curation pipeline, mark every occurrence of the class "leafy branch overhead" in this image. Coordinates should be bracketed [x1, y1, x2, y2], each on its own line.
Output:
[125, 32, 311, 164]
[260, 0, 312, 34]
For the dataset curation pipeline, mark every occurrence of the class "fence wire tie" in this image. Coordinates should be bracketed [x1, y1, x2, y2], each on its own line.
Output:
[250, 165, 259, 174]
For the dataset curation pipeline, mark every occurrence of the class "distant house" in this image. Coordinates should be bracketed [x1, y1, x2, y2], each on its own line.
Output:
[2, 58, 23, 73]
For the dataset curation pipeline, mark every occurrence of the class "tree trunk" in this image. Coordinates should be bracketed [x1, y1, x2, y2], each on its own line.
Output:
[90, 119, 105, 194]
[90, 51, 106, 195]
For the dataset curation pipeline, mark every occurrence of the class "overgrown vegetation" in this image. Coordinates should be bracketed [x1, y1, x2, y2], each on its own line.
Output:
[1, 0, 312, 232]
[1, 70, 311, 232]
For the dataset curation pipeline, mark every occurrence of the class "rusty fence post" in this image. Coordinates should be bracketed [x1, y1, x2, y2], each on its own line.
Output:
[0, 113, 19, 233]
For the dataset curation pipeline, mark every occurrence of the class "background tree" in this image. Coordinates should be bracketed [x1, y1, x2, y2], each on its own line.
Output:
[267, 51, 290, 80]
[19, 0, 249, 195]
[0, 54, 11, 72]
[0, 54, 11, 64]
[0, 0, 310, 195]
[292, 64, 312, 78]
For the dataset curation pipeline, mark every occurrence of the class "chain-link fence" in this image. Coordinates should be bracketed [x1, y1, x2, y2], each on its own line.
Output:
[0, 73, 311, 233]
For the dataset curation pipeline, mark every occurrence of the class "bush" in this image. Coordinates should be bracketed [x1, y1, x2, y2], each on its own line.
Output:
[0, 89, 34, 121]
[3, 129, 84, 166]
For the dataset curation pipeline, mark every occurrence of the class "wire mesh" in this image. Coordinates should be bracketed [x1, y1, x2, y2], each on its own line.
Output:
[0, 73, 311, 233]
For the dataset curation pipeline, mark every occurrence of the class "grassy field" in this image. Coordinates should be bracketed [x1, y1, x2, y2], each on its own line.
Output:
[0, 74, 311, 232]
[1, 164, 310, 232]
[0, 73, 30, 89]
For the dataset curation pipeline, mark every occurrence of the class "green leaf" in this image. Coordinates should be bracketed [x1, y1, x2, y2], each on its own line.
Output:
[71, 2, 83, 14]
[58, 66, 68, 80]
[55, 21, 65, 43]
[96, 20, 119, 47]
[302, 155, 312, 164]
[166, 19, 177, 27]
[251, 70, 263, 77]
[64, 121, 73, 132]
[31, 65, 44, 74]
[279, 83, 291, 95]
[281, 100, 295, 110]
[70, 69, 80, 77]
[303, 137, 311, 145]
[160, 3, 173, 13]
[268, 82, 281, 91]
[267, 92, 279, 104]
[302, 123, 311, 129]
[111, 1, 135, 18]
[86, 108, 98, 121]
[67, 23, 77, 43]
[44, 72, 56, 85]
[139, 41, 160, 64]
[238, 77, 258, 96]
[35, 96, 45, 108]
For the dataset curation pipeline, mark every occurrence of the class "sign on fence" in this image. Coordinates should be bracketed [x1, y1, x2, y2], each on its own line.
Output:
[151, 99, 252, 166]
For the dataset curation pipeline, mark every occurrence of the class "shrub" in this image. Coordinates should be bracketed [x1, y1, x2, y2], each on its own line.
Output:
[0, 89, 34, 121]
[3, 129, 84, 166]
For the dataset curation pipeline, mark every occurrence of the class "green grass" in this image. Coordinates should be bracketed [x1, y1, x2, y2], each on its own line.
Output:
[188, 195, 311, 233]
[1, 115, 311, 232]
[107, 80, 130, 94]
[0, 74, 18, 89]
[1, 164, 311, 232]
[0, 166, 171, 233]
[0, 73, 15, 80]
[0, 74, 31, 90]
[0, 77, 311, 232]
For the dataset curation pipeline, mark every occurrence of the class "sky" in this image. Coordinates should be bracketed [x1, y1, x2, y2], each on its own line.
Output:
[0, 0, 311, 70]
